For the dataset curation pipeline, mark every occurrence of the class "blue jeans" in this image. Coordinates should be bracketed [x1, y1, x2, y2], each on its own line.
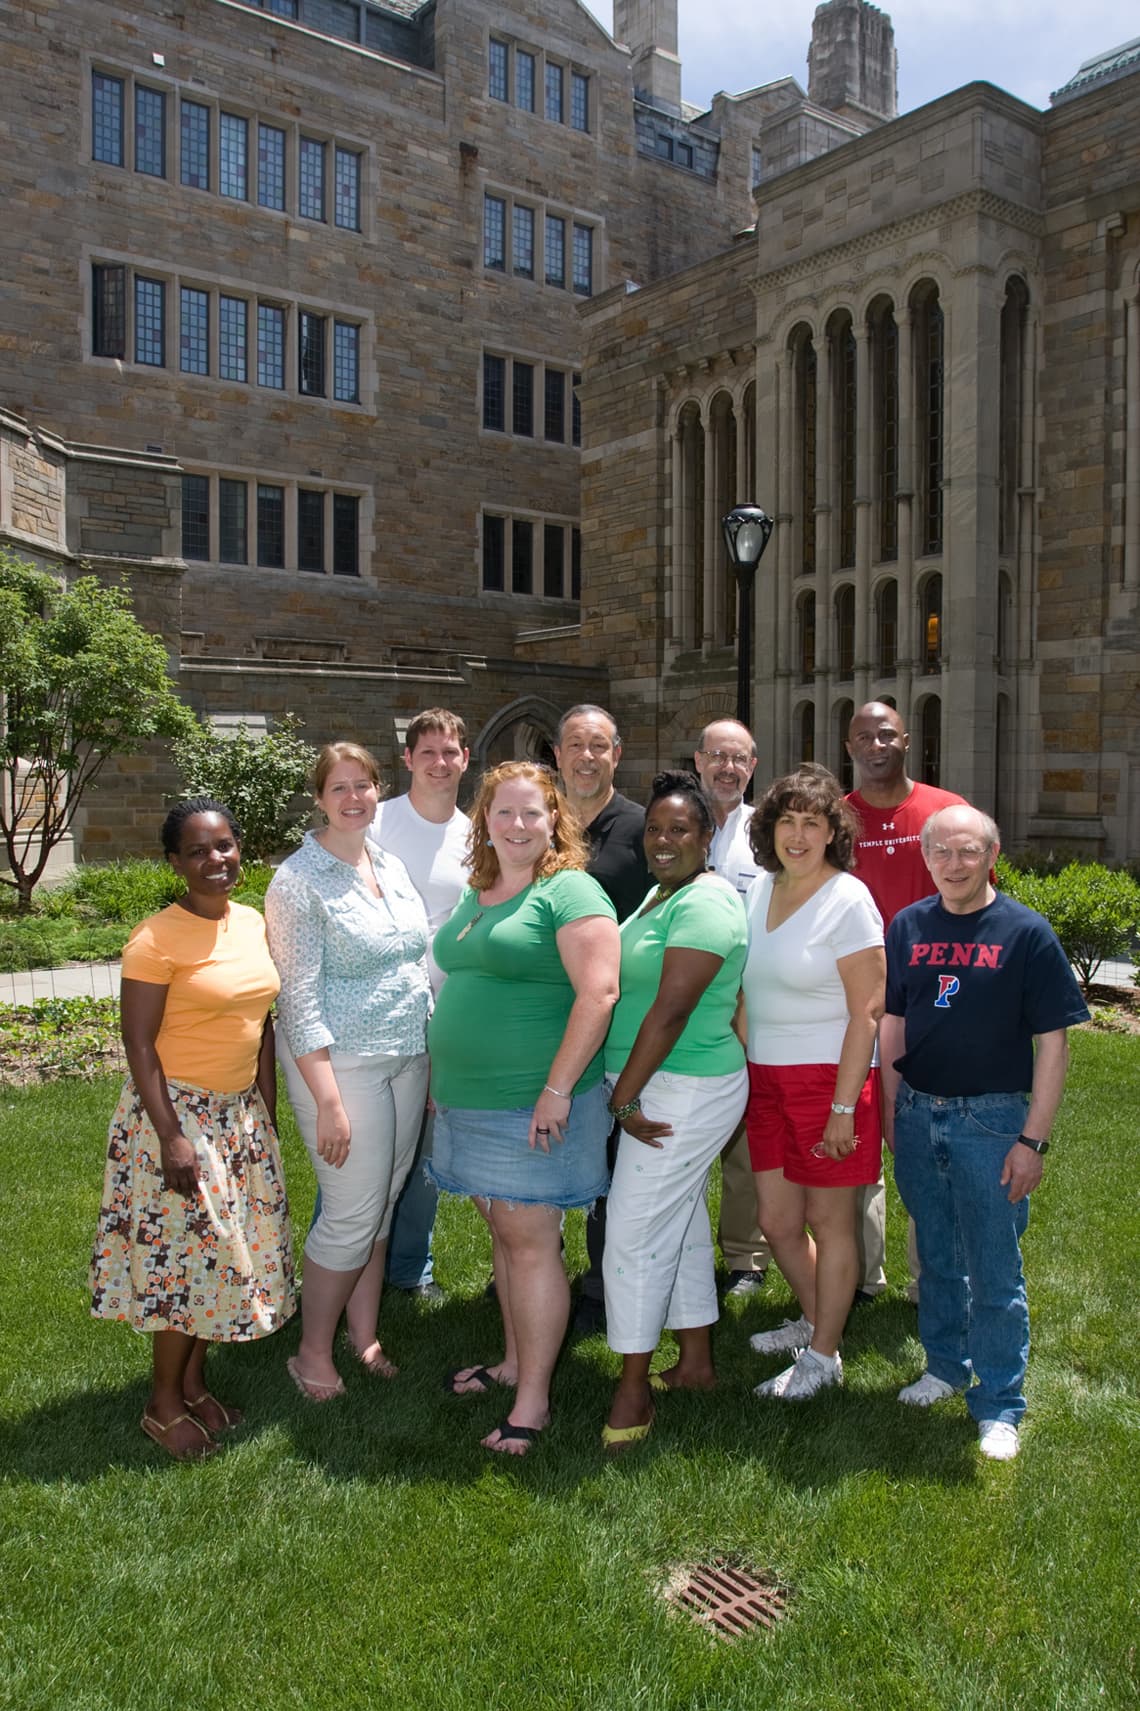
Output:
[385, 1107, 438, 1288]
[892, 1082, 1030, 1426]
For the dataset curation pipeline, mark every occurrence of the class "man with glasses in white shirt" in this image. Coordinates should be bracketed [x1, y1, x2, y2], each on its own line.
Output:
[693, 719, 772, 1299]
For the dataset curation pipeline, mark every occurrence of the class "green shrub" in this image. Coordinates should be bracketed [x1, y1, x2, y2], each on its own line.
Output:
[998, 857, 1140, 990]
[171, 713, 316, 862]
[0, 918, 131, 972]
[42, 859, 183, 924]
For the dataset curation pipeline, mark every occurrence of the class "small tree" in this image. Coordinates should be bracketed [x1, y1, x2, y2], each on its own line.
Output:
[0, 551, 195, 911]
[171, 713, 316, 862]
[998, 856, 1140, 992]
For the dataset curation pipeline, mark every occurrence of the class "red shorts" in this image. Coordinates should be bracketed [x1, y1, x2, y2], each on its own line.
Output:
[745, 1062, 882, 1188]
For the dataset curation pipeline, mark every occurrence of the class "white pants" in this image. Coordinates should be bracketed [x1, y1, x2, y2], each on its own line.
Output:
[603, 1066, 749, 1354]
[277, 1034, 430, 1272]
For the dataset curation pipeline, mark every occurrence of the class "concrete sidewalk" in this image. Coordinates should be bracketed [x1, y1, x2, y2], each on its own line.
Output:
[0, 956, 1134, 1010]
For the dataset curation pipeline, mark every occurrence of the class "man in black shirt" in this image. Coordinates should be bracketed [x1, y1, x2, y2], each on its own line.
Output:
[554, 703, 651, 1332]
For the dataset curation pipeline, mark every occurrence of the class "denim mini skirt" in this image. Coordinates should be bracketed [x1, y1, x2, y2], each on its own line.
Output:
[429, 1081, 610, 1210]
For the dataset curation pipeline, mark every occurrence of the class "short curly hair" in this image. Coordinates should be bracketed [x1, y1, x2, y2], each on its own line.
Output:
[466, 761, 589, 891]
[748, 767, 859, 873]
[161, 797, 242, 856]
[646, 770, 715, 839]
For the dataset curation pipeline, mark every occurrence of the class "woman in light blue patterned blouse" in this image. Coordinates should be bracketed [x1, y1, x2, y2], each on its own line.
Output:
[266, 742, 431, 1402]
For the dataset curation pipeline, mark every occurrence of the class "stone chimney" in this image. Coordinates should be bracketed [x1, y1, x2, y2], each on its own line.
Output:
[613, 0, 682, 116]
[807, 0, 898, 126]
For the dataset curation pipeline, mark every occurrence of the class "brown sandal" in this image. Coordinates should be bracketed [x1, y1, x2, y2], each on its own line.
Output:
[140, 1408, 217, 1461]
[185, 1391, 244, 1432]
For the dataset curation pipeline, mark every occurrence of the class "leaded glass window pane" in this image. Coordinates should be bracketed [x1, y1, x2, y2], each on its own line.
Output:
[179, 286, 209, 375]
[257, 303, 285, 389]
[333, 321, 359, 403]
[299, 137, 326, 221]
[219, 112, 248, 199]
[257, 123, 285, 211]
[181, 475, 210, 561]
[219, 295, 248, 382]
[135, 86, 166, 177]
[134, 276, 165, 366]
[92, 73, 124, 166]
[180, 100, 210, 189]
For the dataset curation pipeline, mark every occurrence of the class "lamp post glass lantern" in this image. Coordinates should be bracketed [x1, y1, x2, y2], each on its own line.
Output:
[721, 503, 774, 734]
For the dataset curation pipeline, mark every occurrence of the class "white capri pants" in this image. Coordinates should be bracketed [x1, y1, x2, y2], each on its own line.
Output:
[277, 1033, 430, 1272]
[603, 1066, 749, 1354]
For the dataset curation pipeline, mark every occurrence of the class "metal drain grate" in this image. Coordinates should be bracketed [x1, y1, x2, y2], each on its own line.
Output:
[663, 1557, 788, 1640]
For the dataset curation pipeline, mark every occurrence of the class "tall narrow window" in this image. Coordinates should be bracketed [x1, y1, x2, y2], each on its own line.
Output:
[299, 137, 326, 221]
[219, 112, 248, 200]
[257, 123, 286, 211]
[798, 338, 817, 575]
[298, 311, 326, 396]
[484, 195, 506, 271]
[836, 322, 856, 569]
[544, 524, 564, 597]
[512, 520, 533, 593]
[135, 86, 166, 178]
[751, 145, 763, 188]
[92, 264, 126, 358]
[483, 353, 506, 431]
[181, 475, 210, 561]
[483, 514, 505, 591]
[219, 478, 247, 563]
[798, 592, 816, 680]
[92, 72, 124, 166]
[999, 279, 1028, 557]
[134, 276, 165, 367]
[835, 585, 855, 679]
[876, 579, 898, 677]
[545, 63, 564, 123]
[298, 489, 325, 572]
[257, 303, 285, 389]
[516, 50, 535, 112]
[799, 702, 816, 764]
[333, 321, 359, 403]
[919, 696, 941, 785]
[334, 147, 361, 230]
[571, 373, 581, 447]
[570, 72, 589, 133]
[512, 205, 534, 278]
[921, 574, 943, 672]
[256, 483, 285, 568]
[876, 310, 898, 561]
[219, 295, 248, 382]
[544, 368, 565, 442]
[572, 223, 593, 296]
[179, 287, 209, 375]
[835, 700, 854, 790]
[512, 362, 534, 437]
[571, 527, 582, 599]
[545, 215, 565, 287]
[332, 494, 359, 577]
[917, 292, 944, 555]
[180, 100, 210, 189]
[488, 38, 508, 102]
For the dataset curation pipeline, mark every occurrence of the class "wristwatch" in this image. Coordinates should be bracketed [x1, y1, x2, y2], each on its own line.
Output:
[1016, 1134, 1049, 1154]
[830, 1101, 857, 1116]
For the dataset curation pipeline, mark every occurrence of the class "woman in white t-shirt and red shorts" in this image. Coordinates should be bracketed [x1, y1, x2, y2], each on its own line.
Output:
[742, 768, 886, 1401]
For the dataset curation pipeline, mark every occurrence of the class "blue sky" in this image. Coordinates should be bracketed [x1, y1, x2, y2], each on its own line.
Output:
[580, 1, 1136, 115]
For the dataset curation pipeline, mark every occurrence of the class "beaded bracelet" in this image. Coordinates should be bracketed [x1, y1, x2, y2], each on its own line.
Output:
[608, 1094, 642, 1121]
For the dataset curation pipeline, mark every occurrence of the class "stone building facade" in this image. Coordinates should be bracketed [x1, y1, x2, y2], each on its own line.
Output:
[579, 52, 1140, 862]
[0, 0, 897, 859]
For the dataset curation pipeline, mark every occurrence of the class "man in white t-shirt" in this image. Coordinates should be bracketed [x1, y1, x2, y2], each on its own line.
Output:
[372, 708, 471, 1298]
[693, 717, 772, 1298]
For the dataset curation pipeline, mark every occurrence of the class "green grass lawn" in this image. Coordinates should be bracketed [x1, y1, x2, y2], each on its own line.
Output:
[2, 1032, 1137, 1711]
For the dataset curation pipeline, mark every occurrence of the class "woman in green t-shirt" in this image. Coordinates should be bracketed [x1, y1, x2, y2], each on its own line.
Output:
[600, 771, 748, 1449]
[428, 761, 620, 1456]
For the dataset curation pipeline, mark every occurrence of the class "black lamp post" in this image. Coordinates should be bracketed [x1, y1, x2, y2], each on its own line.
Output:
[721, 504, 774, 734]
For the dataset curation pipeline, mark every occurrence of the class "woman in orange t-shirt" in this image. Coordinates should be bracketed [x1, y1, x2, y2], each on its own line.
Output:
[90, 797, 295, 1460]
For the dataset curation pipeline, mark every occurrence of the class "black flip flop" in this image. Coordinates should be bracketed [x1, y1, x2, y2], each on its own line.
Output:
[444, 1365, 502, 1396]
[485, 1420, 541, 1452]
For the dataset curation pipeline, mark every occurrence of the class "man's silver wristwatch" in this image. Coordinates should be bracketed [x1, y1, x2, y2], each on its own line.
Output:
[830, 1101, 857, 1116]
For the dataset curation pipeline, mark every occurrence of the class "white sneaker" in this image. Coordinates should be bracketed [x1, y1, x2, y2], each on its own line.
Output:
[754, 1347, 843, 1400]
[978, 1420, 1019, 1461]
[749, 1314, 813, 1356]
[898, 1371, 960, 1408]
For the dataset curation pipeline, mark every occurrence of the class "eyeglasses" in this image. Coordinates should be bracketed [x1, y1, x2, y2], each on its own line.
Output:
[928, 845, 991, 865]
[699, 749, 754, 769]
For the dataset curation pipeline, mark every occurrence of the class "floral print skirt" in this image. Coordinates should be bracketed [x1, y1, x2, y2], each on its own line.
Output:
[90, 1078, 297, 1340]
